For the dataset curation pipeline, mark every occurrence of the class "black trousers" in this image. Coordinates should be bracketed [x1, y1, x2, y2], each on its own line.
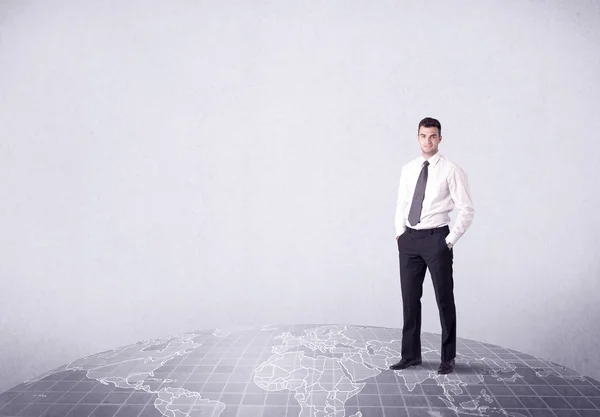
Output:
[397, 225, 456, 362]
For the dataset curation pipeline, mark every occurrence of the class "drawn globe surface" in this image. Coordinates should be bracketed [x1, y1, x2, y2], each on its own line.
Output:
[1, 324, 600, 417]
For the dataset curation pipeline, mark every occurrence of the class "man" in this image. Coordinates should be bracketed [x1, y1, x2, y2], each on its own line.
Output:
[389, 117, 474, 375]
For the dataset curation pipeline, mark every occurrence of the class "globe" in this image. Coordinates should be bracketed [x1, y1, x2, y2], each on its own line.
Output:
[1, 324, 599, 417]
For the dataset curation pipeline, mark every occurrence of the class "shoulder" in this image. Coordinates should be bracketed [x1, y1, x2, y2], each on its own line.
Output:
[439, 154, 464, 170]
[439, 155, 469, 180]
[402, 156, 422, 171]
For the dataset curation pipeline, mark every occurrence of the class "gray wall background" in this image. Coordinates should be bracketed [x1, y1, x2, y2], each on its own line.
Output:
[1, 0, 599, 392]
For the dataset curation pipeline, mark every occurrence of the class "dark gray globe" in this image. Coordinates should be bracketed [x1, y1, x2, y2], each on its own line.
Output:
[1, 324, 600, 417]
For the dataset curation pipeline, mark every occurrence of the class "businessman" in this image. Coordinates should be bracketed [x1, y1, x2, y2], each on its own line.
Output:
[390, 117, 474, 374]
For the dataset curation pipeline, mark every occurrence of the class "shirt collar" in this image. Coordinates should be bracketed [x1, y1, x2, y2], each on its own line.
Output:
[420, 151, 443, 167]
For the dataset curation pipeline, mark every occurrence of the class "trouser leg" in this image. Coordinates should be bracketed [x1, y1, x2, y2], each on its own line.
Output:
[424, 232, 456, 362]
[398, 235, 427, 360]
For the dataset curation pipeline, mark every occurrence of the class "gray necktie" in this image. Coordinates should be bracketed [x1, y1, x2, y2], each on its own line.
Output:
[408, 160, 429, 226]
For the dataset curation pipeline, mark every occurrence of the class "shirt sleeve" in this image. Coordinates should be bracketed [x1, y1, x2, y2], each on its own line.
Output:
[394, 166, 409, 237]
[445, 164, 475, 246]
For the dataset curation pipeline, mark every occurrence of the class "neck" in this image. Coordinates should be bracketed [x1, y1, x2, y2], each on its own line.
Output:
[422, 150, 438, 160]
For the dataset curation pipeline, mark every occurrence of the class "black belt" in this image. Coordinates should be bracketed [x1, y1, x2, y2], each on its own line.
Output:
[406, 225, 449, 234]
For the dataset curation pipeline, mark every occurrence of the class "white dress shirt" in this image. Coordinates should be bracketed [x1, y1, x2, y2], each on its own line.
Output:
[395, 151, 474, 247]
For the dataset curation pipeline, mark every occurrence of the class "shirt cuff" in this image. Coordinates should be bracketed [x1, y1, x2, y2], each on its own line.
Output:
[446, 232, 459, 247]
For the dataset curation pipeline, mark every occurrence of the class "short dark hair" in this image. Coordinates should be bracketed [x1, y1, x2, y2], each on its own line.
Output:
[418, 117, 441, 134]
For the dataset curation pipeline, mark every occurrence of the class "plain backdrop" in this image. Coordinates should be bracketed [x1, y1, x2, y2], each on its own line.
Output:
[1, 0, 599, 392]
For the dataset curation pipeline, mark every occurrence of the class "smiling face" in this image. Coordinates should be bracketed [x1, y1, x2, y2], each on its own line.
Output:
[417, 126, 442, 158]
